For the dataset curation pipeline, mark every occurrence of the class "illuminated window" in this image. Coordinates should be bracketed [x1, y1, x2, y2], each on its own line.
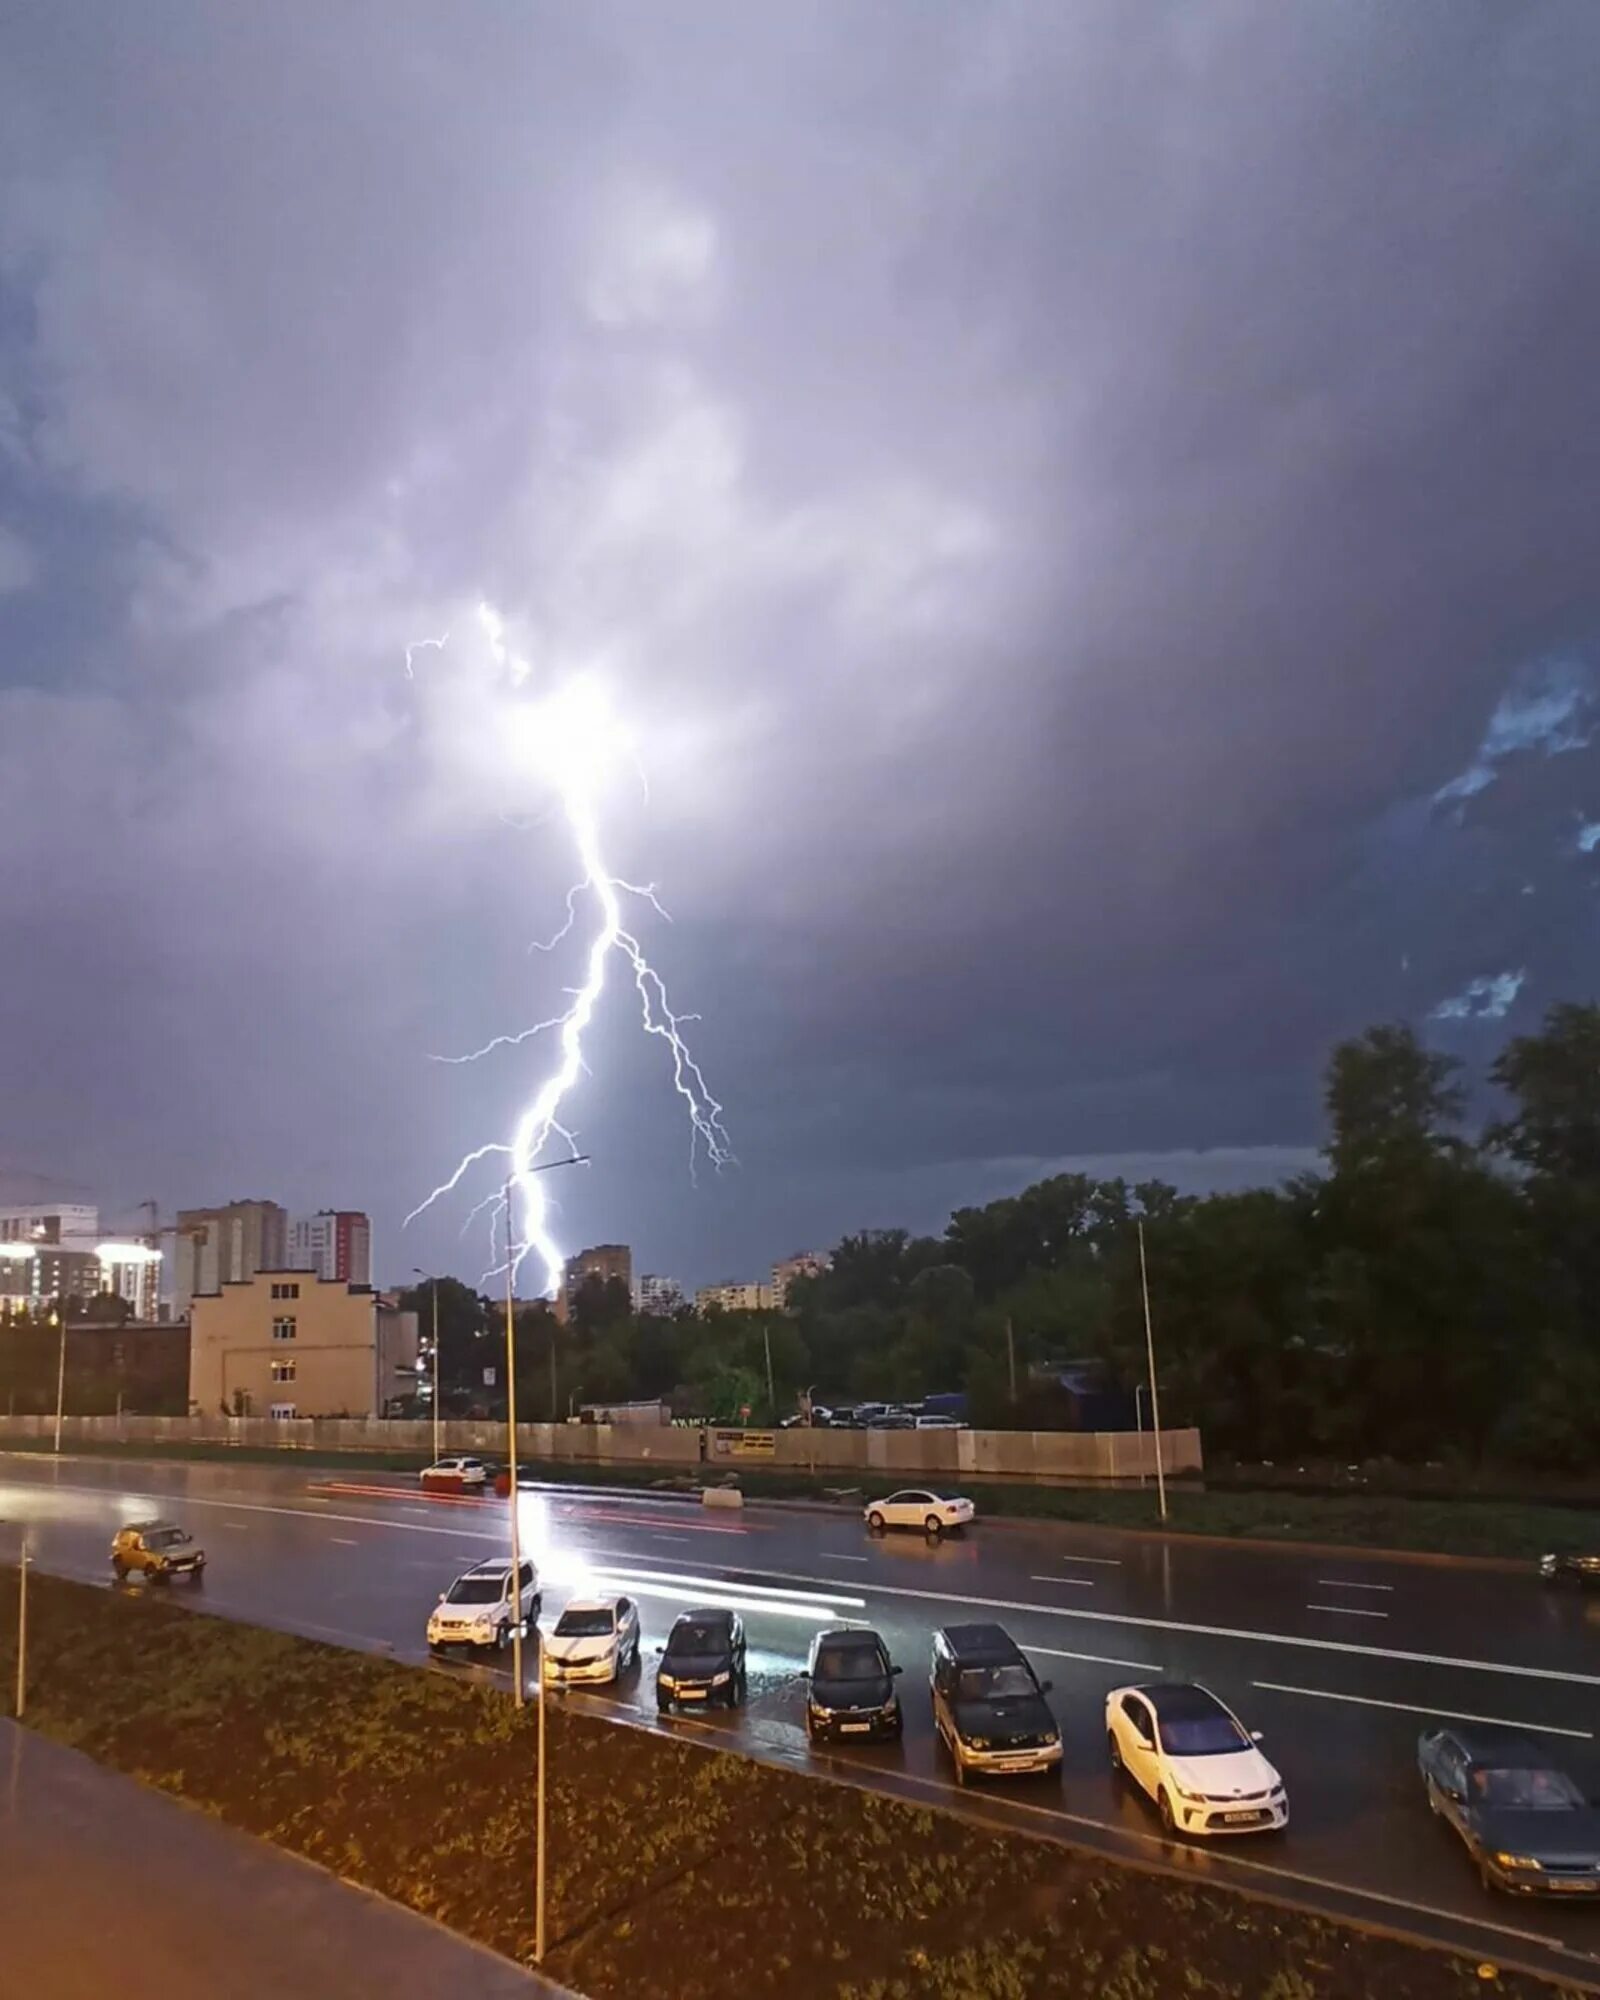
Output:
[271, 1316, 296, 1341]
[270, 1358, 296, 1383]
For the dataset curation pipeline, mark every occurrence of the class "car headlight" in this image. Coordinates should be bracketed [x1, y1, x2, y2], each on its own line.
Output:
[885, 1695, 899, 1714]
[1540, 1555, 1559, 1575]
[711, 1670, 731, 1687]
[1494, 1853, 1544, 1871]
[658, 1673, 676, 1690]
[1173, 1783, 1203, 1802]
[966, 1736, 991, 1751]
[1041, 1730, 1060, 1747]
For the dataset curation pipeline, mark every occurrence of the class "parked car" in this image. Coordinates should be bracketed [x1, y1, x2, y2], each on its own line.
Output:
[426, 1557, 539, 1654]
[865, 1490, 976, 1537]
[1419, 1725, 1600, 1895]
[420, 1455, 490, 1489]
[656, 1608, 747, 1710]
[1106, 1682, 1287, 1836]
[805, 1627, 903, 1743]
[111, 1521, 206, 1583]
[930, 1624, 1061, 1784]
[541, 1595, 641, 1685]
[914, 1415, 963, 1429]
[1540, 1552, 1600, 1587]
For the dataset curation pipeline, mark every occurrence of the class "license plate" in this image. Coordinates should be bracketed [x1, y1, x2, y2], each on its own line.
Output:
[1549, 1879, 1599, 1892]
[994, 1757, 1037, 1771]
[840, 1722, 871, 1735]
[677, 1688, 706, 1701]
[1222, 1810, 1266, 1825]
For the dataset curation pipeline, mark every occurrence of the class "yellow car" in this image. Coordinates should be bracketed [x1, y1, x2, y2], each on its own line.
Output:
[111, 1521, 207, 1583]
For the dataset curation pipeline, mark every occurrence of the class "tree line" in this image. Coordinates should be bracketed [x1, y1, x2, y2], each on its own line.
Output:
[394, 1002, 1600, 1469]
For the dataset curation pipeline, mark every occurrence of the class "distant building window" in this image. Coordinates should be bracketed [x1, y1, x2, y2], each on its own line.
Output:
[271, 1316, 296, 1342]
[269, 1402, 297, 1421]
[270, 1358, 296, 1384]
[270, 1281, 300, 1301]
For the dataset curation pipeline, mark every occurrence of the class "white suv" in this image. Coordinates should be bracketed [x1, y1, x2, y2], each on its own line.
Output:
[427, 1557, 540, 1654]
[420, 1456, 490, 1488]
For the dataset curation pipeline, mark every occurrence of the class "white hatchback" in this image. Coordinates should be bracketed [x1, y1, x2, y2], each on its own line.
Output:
[864, 1490, 976, 1536]
[420, 1456, 489, 1488]
[1106, 1681, 1287, 1837]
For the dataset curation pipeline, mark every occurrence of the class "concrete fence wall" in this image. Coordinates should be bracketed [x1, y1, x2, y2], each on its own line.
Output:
[0, 1412, 1201, 1485]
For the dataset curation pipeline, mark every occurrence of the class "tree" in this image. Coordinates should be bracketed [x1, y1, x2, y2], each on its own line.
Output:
[1488, 1003, 1600, 1182]
[1324, 1024, 1464, 1176]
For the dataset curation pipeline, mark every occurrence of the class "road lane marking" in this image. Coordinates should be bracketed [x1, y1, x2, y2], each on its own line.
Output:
[1315, 1579, 1395, 1592]
[330, 1537, 358, 1546]
[34, 1481, 1600, 1692]
[650, 1533, 691, 1544]
[1305, 1602, 1388, 1619]
[222, 1521, 248, 1529]
[1029, 1645, 1163, 1673]
[1060, 1554, 1122, 1567]
[1030, 1575, 1096, 1589]
[820, 1554, 869, 1563]
[1250, 1680, 1594, 1741]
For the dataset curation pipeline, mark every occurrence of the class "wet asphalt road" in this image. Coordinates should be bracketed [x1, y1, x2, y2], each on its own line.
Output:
[4, 1452, 1600, 1989]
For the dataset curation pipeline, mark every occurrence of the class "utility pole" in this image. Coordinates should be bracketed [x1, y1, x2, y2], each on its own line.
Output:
[502, 1208, 526, 1709]
[535, 1626, 548, 1963]
[51, 1311, 66, 1454]
[762, 1323, 776, 1421]
[1137, 1220, 1168, 1522]
[413, 1270, 444, 1462]
[15, 1538, 28, 1718]
[1005, 1317, 1017, 1408]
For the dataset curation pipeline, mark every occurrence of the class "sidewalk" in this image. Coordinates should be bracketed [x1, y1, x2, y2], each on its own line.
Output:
[0, 1721, 573, 2000]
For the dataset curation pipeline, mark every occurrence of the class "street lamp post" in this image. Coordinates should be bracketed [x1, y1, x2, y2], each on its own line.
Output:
[495, 1151, 587, 1969]
[1136, 1220, 1168, 1522]
[51, 1311, 65, 1455]
[413, 1269, 442, 1464]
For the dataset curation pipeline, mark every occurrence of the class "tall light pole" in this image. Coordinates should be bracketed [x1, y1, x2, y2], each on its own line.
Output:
[495, 1152, 587, 1969]
[413, 1269, 442, 1464]
[51, 1309, 66, 1455]
[1136, 1220, 1168, 1522]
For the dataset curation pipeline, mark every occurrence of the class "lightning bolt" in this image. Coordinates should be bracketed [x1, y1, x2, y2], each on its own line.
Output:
[405, 604, 730, 1295]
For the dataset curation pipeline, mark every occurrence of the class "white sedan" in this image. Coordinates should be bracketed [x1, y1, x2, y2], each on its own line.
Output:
[1106, 1681, 1288, 1837]
[864, 1490, 976, 1536]
[541, 1594, 642, 1685]
[420, 1455, 489, 1488]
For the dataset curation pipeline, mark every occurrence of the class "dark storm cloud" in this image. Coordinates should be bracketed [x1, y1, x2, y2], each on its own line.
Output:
[1, 2, 1597, 1286]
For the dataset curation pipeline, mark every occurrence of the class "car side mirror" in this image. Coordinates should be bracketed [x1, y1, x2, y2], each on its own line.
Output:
[891, 1664, 903, 1677]
[437, 1592, 446, 1603]
[1040, 1679, 1054, 1695]
[1251, 1729, 1264, 1742]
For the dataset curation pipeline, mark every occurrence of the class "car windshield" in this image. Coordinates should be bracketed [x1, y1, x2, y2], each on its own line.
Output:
[667, 1621, 726, 1656]
[1472, 1767, 1585, 1810]
[147, 1529, 186, 1549]
[555, 1608, 615, 1638]
[1160, 1713, 1249, 1756]
[815, 1645, 884, 1683]
[957, 1663, 1035, 1701]
[446, 1577, 503, 1605]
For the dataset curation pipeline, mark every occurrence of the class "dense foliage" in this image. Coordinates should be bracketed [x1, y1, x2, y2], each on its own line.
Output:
[361, 1006, 1600, 1468]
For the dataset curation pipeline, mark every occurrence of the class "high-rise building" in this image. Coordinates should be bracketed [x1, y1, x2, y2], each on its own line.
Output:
[172, 1200, 288, 1319]
[0, 1243, 102, 1313]
[771, 1250, 830, 1306]
[0, 1204, 160, 1318]
[637, 1273, 684, 1317]
[288, 1210, 372, 1287]
[562, 1243, 633, 1315]
[0, 1203, 99, 1247]
[695, 1280, 775, 1314]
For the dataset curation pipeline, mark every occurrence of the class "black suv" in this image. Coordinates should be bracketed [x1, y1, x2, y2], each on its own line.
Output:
[805, 1627, 903, 1743]
[930, 1623, 1061, 1784]
[656, 1607, 747, 1711]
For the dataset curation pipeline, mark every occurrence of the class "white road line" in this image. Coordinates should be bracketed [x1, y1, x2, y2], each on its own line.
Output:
[650, 1534, 691, 1544]
[1059, 1554, 1122, 1567]
[820, 1554, 870, 1563]
[330, 1537, 358, 1546]
[1030, 1575, 1096, 1588]
[1029, 1645, 1163, 1674]
[1305, 1602, 1389, 1619]
[222, 1521, 248, 1529]
[1251, 1680, 1595, 1741]
[1315, 1579, 1395, 1593]
[34, 1480, 1600, 1692]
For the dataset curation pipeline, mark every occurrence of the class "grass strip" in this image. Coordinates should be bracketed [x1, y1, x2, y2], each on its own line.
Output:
[0, 1569, 1583, 1999]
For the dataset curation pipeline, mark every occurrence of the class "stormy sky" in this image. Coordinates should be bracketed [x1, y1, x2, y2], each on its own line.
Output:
[2, 3, 1599, 1293]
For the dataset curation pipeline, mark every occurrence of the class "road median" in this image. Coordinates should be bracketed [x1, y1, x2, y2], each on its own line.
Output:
[0, 1568, 1583, 1998]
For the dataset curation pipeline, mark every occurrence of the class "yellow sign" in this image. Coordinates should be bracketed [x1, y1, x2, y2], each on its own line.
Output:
[710, 1428, 776, 1459]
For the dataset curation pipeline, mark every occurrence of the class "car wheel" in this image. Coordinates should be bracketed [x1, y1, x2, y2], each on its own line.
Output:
[1478, 1857, 1500, 1895]
[152, 1567, 171, 1586]
[1108, 1732, 1123, 1777]
[1157, 1788, 1176, 1836]
[924, 1515, 943, 1537]
[867, 1510, 886, 1533]
[656, 1694, 671, 1714]
[112, 1559, 127, 1581]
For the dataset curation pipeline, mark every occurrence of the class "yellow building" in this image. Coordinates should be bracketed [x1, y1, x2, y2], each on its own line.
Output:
[189, 1270, 418, 1419]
